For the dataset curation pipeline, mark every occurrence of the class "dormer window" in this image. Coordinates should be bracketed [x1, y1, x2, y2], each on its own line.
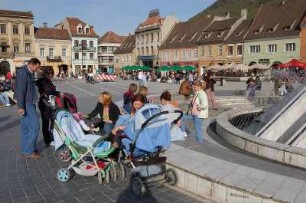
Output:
[189, 32, 198, 41]
[85, 28, 89, 34]
[283, 25, 291, 31]
[217, 32, 223, 37]
[267, 28, 274, 33]
[178, 33, 187, 42]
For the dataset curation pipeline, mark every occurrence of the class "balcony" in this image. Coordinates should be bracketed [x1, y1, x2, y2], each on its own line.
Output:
[73, 46, 96, 52]
[46, 56, 62, 62]
[0, 52, 14, 59]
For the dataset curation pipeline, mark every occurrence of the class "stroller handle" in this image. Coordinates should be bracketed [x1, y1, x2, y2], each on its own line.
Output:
[140, 109, 183, 130]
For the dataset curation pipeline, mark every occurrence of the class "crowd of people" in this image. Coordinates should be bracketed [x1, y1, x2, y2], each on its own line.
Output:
[14, 58, 270, 160]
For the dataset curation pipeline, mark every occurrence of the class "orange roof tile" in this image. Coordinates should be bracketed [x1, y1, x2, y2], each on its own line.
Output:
[66, 17, 99, 38]
[99, 31, 127, 43]
[35, 27, 70, 40]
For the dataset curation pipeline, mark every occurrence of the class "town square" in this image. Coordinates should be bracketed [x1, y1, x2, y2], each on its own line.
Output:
[0, 0, 306, 202]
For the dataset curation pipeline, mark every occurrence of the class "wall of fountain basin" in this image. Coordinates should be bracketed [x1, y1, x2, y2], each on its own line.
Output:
[216, 108, 306, 169]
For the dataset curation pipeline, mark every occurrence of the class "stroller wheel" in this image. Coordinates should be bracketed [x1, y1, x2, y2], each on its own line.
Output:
[109, 165, 117, 182]
[56, 168, 71, 182]
[116, 163, 126, 180]
[166, 169, 177, 186]
[103, 170, 110, 184]
[131, 176, 146, 197]
[57, 148, 71, 162]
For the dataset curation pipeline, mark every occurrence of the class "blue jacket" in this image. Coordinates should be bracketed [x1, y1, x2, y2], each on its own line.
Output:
[14, 66, 37, 108]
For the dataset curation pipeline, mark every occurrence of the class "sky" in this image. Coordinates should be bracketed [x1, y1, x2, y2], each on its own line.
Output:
[0, 0, 216, 37]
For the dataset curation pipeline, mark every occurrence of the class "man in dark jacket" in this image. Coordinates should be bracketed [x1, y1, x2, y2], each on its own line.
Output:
[14, 58, 41, 159]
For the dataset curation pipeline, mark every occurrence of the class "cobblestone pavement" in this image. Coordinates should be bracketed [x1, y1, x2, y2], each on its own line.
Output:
[0, 79, 213, 203]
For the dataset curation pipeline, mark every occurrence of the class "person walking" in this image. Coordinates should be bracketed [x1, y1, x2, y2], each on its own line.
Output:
[203, 71, 217, 110]
[181, 81, 208, 143]
[36, 67, 60, 147]
[14, 58, 41, 159]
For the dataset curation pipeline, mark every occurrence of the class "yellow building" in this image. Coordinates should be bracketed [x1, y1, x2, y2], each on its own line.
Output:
[114, 34, 136, 74]
[34, 25, 71, 77]
[0, 9, 35, 75]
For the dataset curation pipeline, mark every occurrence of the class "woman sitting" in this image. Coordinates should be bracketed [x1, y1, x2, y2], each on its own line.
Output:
[160, 91, 187, 141]
[86, 91, 121, 135]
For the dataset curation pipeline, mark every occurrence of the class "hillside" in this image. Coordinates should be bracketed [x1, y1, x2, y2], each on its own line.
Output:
[191, 0, 283, 20]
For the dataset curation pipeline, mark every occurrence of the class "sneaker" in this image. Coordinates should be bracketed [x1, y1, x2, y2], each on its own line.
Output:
[50, 141, 55, 146]
[24, 153, 41, 159]
[182, 132, 188, 137]
[5, 104, 11, 107]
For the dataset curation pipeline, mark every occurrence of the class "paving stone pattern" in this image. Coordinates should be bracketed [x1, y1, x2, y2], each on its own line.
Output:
[0, 79, 212, 203]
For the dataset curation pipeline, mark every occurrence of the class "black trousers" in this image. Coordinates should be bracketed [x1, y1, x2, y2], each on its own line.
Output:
[38, 100, 53, 145]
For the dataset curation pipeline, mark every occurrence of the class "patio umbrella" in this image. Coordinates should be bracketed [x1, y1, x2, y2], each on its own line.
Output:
[156, 66, 169, 72]
[249, 64, 269, 70]
[235, 64, 249, 71]
[208, 64, 224, 71]
[182, 65, 196, 71]
[169, 65, 181, 72]
[121, 65, 130, 71]
[278, 59, 306, 69]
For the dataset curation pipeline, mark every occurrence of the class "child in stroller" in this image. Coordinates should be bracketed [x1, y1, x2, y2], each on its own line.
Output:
[112, 103, 183, 196]
[54, 108, 119, 184]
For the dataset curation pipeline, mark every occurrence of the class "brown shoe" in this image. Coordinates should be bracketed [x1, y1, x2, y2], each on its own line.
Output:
[24, 153, 41, 159]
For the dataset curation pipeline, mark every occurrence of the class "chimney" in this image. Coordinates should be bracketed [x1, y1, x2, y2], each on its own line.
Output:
[43, 22, 48, 28]
[225, 12, 230, 19]
[241, 9, 247, 20]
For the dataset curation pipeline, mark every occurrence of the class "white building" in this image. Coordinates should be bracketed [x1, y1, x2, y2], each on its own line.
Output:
[98, 31, 127, 73]
[56, 17, 99, 75]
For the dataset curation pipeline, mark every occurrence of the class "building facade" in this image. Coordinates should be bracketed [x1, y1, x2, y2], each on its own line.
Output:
[57, 17, 99, 75]
[0, 10, 35, 75]
[135, 9, 178, 69]
[34, 25, 71, 77]
[198, 10, 249, 69]
[113, 34, 136, 74]
[243, 0, 306, 66]
[159, 15, 213, 76]
[300, 16, 306, 62]
[98, 31, 127, 73]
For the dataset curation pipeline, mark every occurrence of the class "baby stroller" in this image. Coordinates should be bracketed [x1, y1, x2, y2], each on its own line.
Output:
[53, 108, 118, 184]
[116, 104, 183, 197]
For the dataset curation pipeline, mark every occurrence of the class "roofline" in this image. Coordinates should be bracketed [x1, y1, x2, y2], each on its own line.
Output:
[243, 3, 264, 40]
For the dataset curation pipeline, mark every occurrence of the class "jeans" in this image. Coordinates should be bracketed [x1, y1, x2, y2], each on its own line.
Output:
[0, 92, 10, 105]
[20, 104, 40, 154]
[181, 114, 204, 143]
[102, 123, 114, 135]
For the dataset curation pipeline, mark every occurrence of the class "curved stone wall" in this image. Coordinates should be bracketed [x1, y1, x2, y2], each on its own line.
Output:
[216, 108, 306, 169]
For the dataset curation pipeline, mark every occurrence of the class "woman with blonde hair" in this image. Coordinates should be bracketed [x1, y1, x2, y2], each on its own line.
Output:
[86, 91, 121, 135]
[181, 81, 208, 143]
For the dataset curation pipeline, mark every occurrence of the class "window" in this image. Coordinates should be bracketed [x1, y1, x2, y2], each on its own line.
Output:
[90, 53, 94, 59]
[62, 48, 66, 57]
[14, 44, 19, 53]
[82, 53, 86, 59]
[151, 46, 154, 55]
[24, 26, 30, 35]
[227, 46, 233, 56]
[75, 53, 79, 59]
[250, 45, 260, 53]
[81, 40, 87, 48]
[201, 46, 205, 56]
[151, 33, 154, 42]
[188, 50, 192, 59]
[208, 46, 212, 56]
[0, 24, 6, 34]
[218, 45, 222, 56]
[285, 43, 295, 52]
[74, 40, 79, 47]
[237, 44, 243, 56]
[78, 27, 82, 34]
[25, 43, 31, 52]
[89, 41, 93, 47]
[13, 25, 18, 34]
[85, 28, 89, 34]
[174, 50, 178, 59]
[49, 48, 54, 57]
[267, 44, 277, 53]
[40, 48, 45, 57]
[194, 49, 198, 58]
[182, 49, 186, 59]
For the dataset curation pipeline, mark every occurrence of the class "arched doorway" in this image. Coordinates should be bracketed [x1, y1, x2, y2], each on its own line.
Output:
[0, 60, 10, 77]
[59, 64, 68, 76]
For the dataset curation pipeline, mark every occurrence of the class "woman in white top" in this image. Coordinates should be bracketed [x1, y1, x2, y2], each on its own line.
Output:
[181, 81, 208, 143]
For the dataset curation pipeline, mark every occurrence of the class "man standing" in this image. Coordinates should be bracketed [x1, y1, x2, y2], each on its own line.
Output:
[14, 58, 41, 159]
